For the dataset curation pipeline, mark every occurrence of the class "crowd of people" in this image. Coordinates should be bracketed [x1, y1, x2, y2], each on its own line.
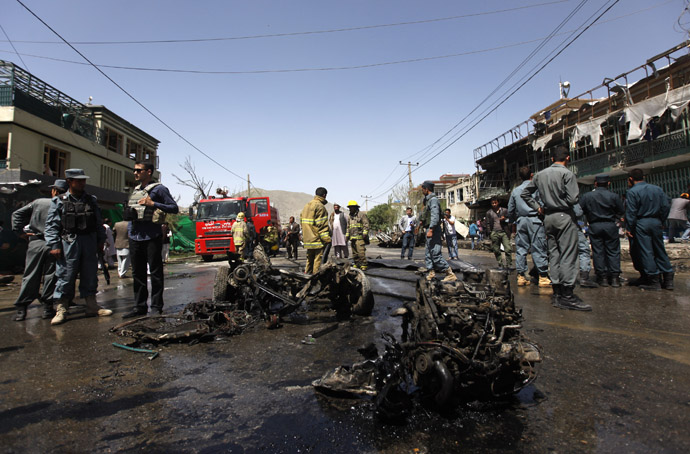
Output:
[10, 153, 686, 323]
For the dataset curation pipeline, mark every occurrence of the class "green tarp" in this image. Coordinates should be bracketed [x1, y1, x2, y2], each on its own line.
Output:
[103, 205, 196, 252]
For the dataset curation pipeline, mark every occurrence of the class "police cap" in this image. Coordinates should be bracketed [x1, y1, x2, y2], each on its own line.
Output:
[49, 179, 68, 192]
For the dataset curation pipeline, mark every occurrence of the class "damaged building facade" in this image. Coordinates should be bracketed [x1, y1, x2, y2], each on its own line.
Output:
[473, 41, 690, 205]
[0, 60, 161, 209]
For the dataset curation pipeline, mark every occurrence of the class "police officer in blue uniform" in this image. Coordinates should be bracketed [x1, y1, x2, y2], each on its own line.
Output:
[522, 146, 591, 311]
[625, 168, 674, 290]
[508, 166, 550, 287]
[45, 169, 113, 325]
[574, 204, 599, 288]
[580, 175, 624, 287]
[11, 179, 68, 321]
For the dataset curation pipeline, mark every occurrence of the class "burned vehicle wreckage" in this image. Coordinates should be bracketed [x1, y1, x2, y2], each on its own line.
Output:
[313, 267, 542, 414]
[211, 250, 375, 324]
[112, 246, 541, 416]
[112, 248, 375, 343]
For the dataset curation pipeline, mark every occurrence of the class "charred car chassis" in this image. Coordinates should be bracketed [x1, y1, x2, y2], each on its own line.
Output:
[314, 268, 542, 414]
[213, 251, 375, 325]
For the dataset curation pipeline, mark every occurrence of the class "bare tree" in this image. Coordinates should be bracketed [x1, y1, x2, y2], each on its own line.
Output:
[172, 156, 214, 202]
[391, 182, 423, 210]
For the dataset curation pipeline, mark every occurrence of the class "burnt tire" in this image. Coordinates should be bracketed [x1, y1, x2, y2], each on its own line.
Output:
[202, 255, 214, 262]
[350, 267, 375, 316]
[213, 265, 231, 302]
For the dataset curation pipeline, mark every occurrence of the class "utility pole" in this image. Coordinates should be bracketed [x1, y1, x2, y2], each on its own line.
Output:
[247, 174, 250, 197]
[399, 161, 419, 205]
[399, 161, 419, 190]
[360, 195, 373, 212]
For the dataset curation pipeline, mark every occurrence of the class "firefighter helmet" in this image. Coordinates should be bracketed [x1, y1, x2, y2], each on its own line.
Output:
[347, 200, 359, 207]
[237, 212, 245, 219]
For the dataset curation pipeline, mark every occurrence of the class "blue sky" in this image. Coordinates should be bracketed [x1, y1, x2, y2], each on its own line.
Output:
[2, 0, 686, 207]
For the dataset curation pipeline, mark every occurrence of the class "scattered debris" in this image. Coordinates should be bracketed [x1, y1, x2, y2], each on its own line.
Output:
[375, 232, 402, 248]
[110, 303, 254, 344]
[213, 257, 375, 321]
[313, 269, 542, 417]
[110, 256, 374, 345]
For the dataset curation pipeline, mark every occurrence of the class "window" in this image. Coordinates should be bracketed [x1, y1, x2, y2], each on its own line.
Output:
[127, 139, 142, 161]
[457, 188, 464, 201]
[448, 191, 455, 204]
[143, 147, 155, 164]
[100, 165, 123, 191]
[44, 145, 69, 177]
[105, 127, 123, 154]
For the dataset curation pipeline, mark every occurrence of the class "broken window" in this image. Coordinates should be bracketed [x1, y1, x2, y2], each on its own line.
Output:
[105, 127, 123, 154]
[127, 139, 142, 161]
[43, 145, 69, 177]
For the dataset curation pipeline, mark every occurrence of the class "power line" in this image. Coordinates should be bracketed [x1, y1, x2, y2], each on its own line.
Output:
[3, 0, 671, 76]
[0, 22, 29, 70]
[416, 0, 621, 172]
[374, 0, 620, 199]
[406, 0, 590, 167]
[14, 0, 249, 186]
[393, 0, 672, 161]
[6, 1, 569, 46]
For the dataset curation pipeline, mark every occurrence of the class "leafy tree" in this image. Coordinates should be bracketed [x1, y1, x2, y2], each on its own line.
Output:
[367, 203, 397, 232]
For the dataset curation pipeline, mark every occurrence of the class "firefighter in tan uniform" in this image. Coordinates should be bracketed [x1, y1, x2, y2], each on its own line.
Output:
[232, 212, 250, 260]
[346, 200, 369, 270]
[300, 187, 331, 274]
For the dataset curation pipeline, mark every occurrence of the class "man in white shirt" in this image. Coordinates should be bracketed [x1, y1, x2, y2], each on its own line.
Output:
[443, 209, 459, 260]
[399, 207, 416, 260]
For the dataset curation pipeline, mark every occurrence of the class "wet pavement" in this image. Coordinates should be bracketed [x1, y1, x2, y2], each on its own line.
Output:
[1, 246, 689, 453]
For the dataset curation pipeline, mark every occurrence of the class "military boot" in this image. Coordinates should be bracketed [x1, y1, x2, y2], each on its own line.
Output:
[84, 295, 113, 317]
[662, 272, 674, 291]
[609, 274, 621, 288]
[555, 286, 592, 311]
[442, 267, 457, 282]
[425, 270, 436, 281]
[538, 275, 552, 287]
[550, 284, 561, 307]
[42, 301, 56, 319]
[627, 274, 647, 286]
[594, 273, 609, 287]
[638, 274, 661, 291]
[51, 299, 69, 325]
[13, 308, 27, 322]
[579, 270, 599, 288]
[516, 274, 530, 286]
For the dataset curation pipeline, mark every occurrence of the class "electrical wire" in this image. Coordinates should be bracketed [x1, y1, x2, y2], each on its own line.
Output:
[14, 0, 249, 186]
[3, 0, 672, 76]
[400, 0, 590, 163]
[6, 1, 569, 45]
[372, 0, 620, 199]
[416, 0, 621, 172]
[0, 22, 29, 70]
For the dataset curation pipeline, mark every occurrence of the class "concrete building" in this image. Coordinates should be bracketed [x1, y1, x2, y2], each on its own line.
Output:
[0, 61, 160, 208]
[443, 174, 474, 221]
[473, 41, 690, 205]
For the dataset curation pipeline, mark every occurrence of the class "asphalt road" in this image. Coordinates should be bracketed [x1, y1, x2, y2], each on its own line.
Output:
[0, 245, 688, 453]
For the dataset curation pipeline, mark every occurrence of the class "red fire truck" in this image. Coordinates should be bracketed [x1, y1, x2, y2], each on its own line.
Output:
[194, 196, 280, 261]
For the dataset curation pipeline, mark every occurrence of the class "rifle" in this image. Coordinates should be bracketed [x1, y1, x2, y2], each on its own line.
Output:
[98, 249, 111, 285]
